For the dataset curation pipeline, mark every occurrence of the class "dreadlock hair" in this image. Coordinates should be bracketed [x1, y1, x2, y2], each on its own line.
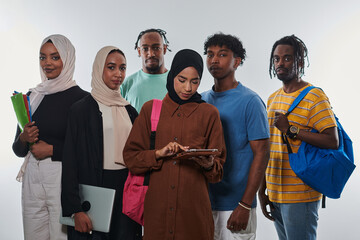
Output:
[204, 33, 246, 65]
[269, 34, 309, 78]
[134, 28, 171, 51]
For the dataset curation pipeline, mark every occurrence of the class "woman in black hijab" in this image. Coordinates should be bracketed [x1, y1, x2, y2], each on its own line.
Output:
[124, 49, 226, 240]
[165, 48, 204, 105]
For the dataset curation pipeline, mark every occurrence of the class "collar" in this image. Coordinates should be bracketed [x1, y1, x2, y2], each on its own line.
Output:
[211, 81, 242, 95]
[162, 94, 200, 118]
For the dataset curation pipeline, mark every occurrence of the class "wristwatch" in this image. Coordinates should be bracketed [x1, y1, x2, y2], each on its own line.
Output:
[286, 125, 299, 139]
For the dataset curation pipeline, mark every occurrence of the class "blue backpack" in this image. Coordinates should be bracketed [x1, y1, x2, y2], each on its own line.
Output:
[284, 86, 355, 199]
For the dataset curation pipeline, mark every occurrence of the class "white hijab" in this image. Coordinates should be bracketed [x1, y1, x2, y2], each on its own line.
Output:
[29, 34, 77, 114]
[16, 34, 77, 182]
[91, 46, 131, 166]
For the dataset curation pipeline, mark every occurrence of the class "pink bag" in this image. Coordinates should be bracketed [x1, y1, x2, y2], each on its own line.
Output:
[122, 99, 162, 225]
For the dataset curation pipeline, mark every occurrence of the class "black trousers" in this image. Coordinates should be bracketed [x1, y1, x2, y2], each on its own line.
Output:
[67, 168, 142, 240]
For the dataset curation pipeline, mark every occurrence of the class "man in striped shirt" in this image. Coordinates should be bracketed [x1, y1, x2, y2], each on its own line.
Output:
[258, 35, 338, 240]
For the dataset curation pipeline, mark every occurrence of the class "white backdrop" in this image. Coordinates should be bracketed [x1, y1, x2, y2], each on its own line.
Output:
[1, 0, 359, 239]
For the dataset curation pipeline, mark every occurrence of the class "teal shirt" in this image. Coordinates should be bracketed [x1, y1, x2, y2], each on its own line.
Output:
[121, 70, 168, 112]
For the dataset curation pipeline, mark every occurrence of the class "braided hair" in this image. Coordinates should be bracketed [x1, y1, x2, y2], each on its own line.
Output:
[134, 28, 171, 51]
[269, 34, 309, 78]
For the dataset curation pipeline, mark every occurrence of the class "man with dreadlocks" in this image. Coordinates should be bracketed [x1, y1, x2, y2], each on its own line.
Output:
[121, 28, 170, 112]
[259, 35, 338, 240]
[202, 33, 270, 240]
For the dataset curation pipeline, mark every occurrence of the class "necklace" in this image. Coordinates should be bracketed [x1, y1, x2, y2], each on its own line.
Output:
[232, 81, 239, 89]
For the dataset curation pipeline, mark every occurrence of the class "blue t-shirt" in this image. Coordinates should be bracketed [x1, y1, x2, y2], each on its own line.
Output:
[201, 82, 269, 211]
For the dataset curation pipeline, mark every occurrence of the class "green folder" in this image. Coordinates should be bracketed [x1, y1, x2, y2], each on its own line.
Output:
[11, 92, 30, 131]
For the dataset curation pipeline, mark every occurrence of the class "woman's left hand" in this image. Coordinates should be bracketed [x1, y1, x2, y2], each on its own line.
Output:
[30, 140, 53, 160]
[190, 155, 214, 169]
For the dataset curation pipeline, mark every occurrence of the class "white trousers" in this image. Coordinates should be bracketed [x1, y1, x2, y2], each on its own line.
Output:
[213, 208, 257, 240]
[22, 155, 67, 240]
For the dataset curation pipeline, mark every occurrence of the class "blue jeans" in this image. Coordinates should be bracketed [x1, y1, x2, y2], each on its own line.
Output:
[271, 201, 320, 240]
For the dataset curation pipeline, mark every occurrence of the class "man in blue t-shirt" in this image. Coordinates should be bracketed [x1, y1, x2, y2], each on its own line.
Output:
[201, 33, 270, 240]
[121, 28, 170, 112]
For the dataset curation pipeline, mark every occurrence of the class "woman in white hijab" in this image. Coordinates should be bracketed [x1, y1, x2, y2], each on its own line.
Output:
[61, 46, 141, 240]
[12, 34, 88, 240]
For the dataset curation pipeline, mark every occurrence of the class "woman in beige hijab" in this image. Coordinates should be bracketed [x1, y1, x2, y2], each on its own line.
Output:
[61, 46, 141, 240]
[12, 34, 88, 240]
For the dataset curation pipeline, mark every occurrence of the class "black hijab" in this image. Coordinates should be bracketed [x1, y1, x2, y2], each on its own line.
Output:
[166, 49, 205, 105]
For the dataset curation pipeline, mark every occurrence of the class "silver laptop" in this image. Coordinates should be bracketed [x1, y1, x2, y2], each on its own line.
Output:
[60, 184, 116, 233]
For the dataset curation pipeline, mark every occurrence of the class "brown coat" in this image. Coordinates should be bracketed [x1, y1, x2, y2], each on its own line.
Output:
[124, 94, 226, 240]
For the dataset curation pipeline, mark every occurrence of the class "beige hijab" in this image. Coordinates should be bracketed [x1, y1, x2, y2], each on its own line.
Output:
[91, 46, 131, 166]
[17, 34, 78, 182]
[30, 34, 78, 113]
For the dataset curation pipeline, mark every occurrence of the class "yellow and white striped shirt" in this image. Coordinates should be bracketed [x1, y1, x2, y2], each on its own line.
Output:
[266, 84, 337, 203]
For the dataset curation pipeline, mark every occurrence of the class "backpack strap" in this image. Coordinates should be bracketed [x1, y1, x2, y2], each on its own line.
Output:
[283, 86, 317, 153]
[322, 195, 326, 208]
[286, 86, 316, 115]
[151, 99, 163, 132]
[144, 99, 163, 186]
[283, 86, 317, 158]
[149, 99, 163, 150]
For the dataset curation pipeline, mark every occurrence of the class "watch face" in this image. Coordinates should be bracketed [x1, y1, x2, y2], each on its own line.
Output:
[290, 125, 298, 134]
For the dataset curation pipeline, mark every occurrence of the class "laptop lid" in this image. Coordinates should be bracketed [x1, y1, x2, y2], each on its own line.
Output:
[60, 184, 116, 233]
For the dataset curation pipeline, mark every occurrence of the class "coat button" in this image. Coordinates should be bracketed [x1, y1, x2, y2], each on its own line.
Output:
[173, 161, 177, 165]
[174, 137, 178, 141]
[177, 113, 181, 117]
[171, 185, 175, 189]
[169, 230, 173, 234]
[170, 207, 174, 211]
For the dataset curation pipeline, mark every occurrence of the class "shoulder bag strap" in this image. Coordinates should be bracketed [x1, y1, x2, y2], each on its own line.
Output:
[285, 86, 316, 116]
[144, 99, 163, 186]
[283, 86, 317, 153]
[151, 99, 163, 132]
[149, 99, 163, 149]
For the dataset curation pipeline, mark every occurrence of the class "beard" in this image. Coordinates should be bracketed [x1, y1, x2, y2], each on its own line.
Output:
[145, 64, 161, 74]
[277, 74, 293, 84]
[276, 67, 297, 84]
[145, 57, 162, 74]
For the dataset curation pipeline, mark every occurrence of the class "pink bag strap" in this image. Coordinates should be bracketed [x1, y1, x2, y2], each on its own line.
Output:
[151, 99, 162, 131]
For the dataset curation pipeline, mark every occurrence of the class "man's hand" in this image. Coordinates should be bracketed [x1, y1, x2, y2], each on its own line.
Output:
[74, 212, 93, 233]
[258, 190, 275, 221]
[274, 112, 289, 133]
[30, 140, 53, 160]
[226, 205, 250, 232]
